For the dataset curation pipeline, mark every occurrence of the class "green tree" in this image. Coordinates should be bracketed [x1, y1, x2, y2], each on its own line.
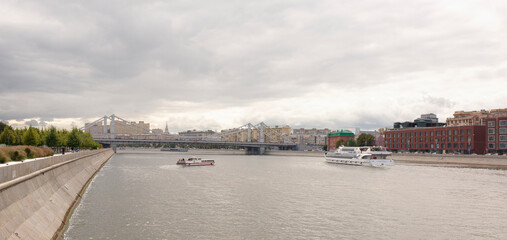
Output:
[23, 126, 41, 146]
[80, 132, 101, 149]
[322, 145, 328, 151]
[0, 127, 18, 145]
[0, 122, 8, 133]
[345, 138, 356, 147]
[335, 139, 345, 148]
[66, 128, 81, 149]
[45, 126, 60, 147]
[15, 129, 24, 145]
[356, 133, 375, 146]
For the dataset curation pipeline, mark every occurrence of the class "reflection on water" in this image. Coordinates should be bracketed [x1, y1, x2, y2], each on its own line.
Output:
[65, 153, 507, 240]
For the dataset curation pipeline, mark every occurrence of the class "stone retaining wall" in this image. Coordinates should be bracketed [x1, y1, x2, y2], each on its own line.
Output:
[0, 150, 111, 183]
[391, 153, 507, 166]
[0, 149, 114, 240]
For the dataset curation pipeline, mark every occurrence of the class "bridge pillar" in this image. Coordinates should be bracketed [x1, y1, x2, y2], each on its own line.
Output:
[110, 114, 115, 139]
[103, 116, 108, 139]
[245, 146, 265, 155]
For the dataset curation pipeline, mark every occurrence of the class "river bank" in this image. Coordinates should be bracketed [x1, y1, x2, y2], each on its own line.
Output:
[116, 148, 507, 169]
[0, 149, 114, 240]
[391, 153, 507, 169]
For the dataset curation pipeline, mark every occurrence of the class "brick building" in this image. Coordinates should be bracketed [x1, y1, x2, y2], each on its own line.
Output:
[327, 130, 355, 151]
[385, 125, 487, 154]
[485, 116, 507, 154]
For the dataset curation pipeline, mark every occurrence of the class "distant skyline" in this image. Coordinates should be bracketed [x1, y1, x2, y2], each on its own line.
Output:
[2, 0, 507, 132]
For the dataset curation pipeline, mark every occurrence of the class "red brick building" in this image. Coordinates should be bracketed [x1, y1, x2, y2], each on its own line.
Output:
[485, 117, 507, 154]
[385, 125, 487, 154]
[327, 130, 355, 151]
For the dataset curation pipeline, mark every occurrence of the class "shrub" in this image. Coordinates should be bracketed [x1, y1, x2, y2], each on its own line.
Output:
[0, 154, 5, 164]
[25, 147, 35, 159]
[9, 150, 25, 161]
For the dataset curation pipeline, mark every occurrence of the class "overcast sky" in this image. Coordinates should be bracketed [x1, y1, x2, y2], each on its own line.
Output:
[1, 0, 507, 132]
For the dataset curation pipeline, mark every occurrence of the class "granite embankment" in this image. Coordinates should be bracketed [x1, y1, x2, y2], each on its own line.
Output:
[0, 149, 114, 240]
[391, 153, 507, 169]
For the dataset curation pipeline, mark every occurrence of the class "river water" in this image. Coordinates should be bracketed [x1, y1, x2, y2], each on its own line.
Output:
[64, 152, 507, 239]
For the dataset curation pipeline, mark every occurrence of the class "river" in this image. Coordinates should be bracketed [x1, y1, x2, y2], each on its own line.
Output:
[64, 152, 507, 239]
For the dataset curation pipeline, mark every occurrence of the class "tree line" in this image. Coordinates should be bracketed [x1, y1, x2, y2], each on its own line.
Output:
[322, 133, 377, 151]
[0, 122, 101, 149]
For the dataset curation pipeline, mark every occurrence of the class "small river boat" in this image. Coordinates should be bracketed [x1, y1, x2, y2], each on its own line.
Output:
[177, 157, 215, 166]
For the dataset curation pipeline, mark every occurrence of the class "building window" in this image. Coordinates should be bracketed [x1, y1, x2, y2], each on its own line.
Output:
[488, 121, 495, 127]
[442, 131, 445, 136]
[441, 143, 445, 149]
[488, 143, 495, 149]
[454, 130, 458, 135]
[430, 132, 434, 136]
[460, 143, 465, 148]
[500, 128, 506, 134]
[448, 143, 452, 148]
[460, 129, 464, 135]
[500, 120, 507, 126]
[488, 128, 495, 134]
[500, 135, 507, 141]
[460, 136, 464, 142]
[454, 143, 458, 148]
[500, 143, 507, 149]
[436, 131, 440, 136]
[488, 136, 495, 141]
[467, 129, 471, 135]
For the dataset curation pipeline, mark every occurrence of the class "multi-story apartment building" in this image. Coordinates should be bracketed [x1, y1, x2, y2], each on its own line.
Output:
[292, 128, 331, 136]
[178, 130, 216, 141]
[485, 116, 507, 154]
[85, 120, 150, 138]
[446, 108, 507, 126]
[152, 128, 164, 134]
[291, 128, 330, 148]
[385, 125, 487, 154]
[221, 125, 291, 143]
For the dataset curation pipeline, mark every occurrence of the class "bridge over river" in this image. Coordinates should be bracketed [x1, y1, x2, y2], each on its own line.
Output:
[84, 114, 298, 154]
[94, 138, 297, 154]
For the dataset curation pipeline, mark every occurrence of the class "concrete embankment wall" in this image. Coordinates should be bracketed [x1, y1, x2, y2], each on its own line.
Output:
[391, 153, 507, 167]
[0, 149, 114, 240]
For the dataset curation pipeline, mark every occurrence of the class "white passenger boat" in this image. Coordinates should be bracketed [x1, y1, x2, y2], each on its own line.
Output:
[177, 157, 215, 166]
[325, 146, 394, 166]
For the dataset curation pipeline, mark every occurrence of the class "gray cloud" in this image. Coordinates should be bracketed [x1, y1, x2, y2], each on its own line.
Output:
[24, 120, 39, 127]
[2, 0, 507, 130]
